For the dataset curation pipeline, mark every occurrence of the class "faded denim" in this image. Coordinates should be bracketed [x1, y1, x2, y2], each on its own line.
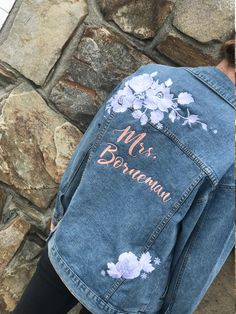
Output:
[46, 64, 235, 314]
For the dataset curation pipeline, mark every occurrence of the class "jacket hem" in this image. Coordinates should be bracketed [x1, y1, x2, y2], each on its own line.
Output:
[47, 236, 133, 314]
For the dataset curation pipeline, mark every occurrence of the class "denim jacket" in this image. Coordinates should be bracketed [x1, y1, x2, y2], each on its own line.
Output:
[46, 64, 235, 314]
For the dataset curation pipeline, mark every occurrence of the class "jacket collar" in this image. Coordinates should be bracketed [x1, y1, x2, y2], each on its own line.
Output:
[185, 66, 235, 110]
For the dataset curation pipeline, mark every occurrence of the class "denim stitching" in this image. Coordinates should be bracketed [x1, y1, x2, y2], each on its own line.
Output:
[185, 68, 235, 109]
[103, 172, 205, 302]
[162, 188, 216, 313]
[50, 243, 133, 314]
[61, 145, 92, 195]
[141, 173, 205, 253]
[141, 115, 218, 186]
[87, 110, 117, 161]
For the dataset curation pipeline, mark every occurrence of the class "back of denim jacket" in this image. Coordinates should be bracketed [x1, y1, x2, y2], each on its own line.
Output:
[47, 63, 235, 314]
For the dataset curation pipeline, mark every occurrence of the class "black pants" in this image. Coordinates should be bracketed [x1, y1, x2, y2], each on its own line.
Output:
[11, 243, 92, 314]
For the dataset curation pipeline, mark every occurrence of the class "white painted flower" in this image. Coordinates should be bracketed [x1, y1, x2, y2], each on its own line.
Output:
[150, 110, 164, 124]
[182, 109, 200, 127]
[143, 89, 159, 110]
[177, 92, 194, 105]
[201, 123, 208, 131]
[132, 99, 143, 110]
[128, 74, 154, 93]
[116, 252, 142, 279]
[165, 78, 173, 87]
[150, 71, 158, 78]
[132, 110, 149, 126]
[156, 122, 164, 130]
[106, 250, 158, 280]
[169, 110, 176, 123]
[108, 86, 134, 113]
[141, 273, 148, 280]
[107, 262, 122, 279]
[105, 71, 208, 131]
[101, 270, 106, 276]
[146, 83, 174, 112]
[154, 257, 161, 265]
[107, 252, 142, 280]
[139, 252, 155, 273]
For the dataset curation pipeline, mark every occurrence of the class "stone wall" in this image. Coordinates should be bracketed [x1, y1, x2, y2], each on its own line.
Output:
[0, 0, 234, 313]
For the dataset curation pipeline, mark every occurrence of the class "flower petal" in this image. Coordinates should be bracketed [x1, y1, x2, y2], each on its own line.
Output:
[128, 74, 153, 93]
[165, 78, 173, 87]
[169, 110, 176, 123]
[132, 110, 143, 119]
[201, 123, 208, 131]
[188, 114, 199, 123]
[107, 262, 122, 279]
[139, 252, 155, 273]
[133, 99, 143, 110]
[150, 110, 164, 124]
[150, 71, 158, 77]
[116, 252, 142, 279]
[140, 114, 148, 125]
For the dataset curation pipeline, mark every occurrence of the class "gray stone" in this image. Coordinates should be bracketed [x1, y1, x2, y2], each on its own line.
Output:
[68, 304, 83, 314]
[50, 79, 102, 133]
[0, 64, 17, 88]
[0, 63, 21, 102]
[98, 0, 173, 39]
[0, 216, 30, 277]
[50, 26, 152, 131]
[0, 239, 41, 313]
[0, 82, 83, 208]
[0, 188, 7, 216]
[1, 196, 50, 233]
[173, 0, 234, 43]
[157, 35, 216, 66]
[0, 0, 88, 85]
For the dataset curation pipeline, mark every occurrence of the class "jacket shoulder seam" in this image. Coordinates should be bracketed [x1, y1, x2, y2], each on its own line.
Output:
[148, 122, 218, 186]
[185, 68, 235, 109]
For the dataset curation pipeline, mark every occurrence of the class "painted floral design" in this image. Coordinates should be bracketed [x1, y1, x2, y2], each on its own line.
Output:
[105, 71, 208, 131]
[104, 251, 161, 280]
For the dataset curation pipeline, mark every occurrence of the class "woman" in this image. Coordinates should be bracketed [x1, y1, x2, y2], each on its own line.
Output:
[12, 36, 235, 314]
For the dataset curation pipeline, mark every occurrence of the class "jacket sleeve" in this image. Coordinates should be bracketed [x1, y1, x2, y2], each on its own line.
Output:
[50, 107, 106, 225]
[160, 163, 235, 314]
[50, 92, 115, 228]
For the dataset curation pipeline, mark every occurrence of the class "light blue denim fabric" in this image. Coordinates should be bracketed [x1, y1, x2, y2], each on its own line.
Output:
[46, 64, 235, 314]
